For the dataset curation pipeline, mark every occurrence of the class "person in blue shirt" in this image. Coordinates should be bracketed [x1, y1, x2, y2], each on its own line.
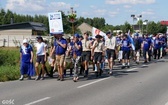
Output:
[121, 34, 131, 69]
[153, 34, 161, 59]
[133, 33, 142, 64]
[69, 33, 82, 82]
[159, 34, 167, 58]
[51, 33, 67, 81]
[141, 34, 152, 63]
[20, 39, 35, 80]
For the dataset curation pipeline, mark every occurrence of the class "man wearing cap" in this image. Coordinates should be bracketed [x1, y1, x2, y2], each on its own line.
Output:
[35, 36, 46, 80]
[19, 39, 35, 80]
[51, 33, 67, 81]
[69, 33, 82, 82]
[141, 34, 152, 63]
[91, 34, 105, 77]
[105, 32, 117, 75]
[81, 32, 92, 77]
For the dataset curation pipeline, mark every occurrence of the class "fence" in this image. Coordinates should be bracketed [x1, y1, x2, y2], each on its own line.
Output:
[0, 35, 53, 47]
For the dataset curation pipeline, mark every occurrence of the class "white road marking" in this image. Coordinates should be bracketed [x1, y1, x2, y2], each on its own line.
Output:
[77, 77, 110, 89]
[24, 97, 51, 105]
[126, 68, 138, 72]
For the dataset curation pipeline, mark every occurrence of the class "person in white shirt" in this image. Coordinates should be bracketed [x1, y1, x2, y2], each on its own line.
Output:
[105, 32, 117, 75]
[91, 34, 105, 77]
[35, 36, 46, 80]
[81, 32, 92, 77]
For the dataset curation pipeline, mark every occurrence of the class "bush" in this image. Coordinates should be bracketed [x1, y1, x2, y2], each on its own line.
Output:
[0, 48, 20, 82]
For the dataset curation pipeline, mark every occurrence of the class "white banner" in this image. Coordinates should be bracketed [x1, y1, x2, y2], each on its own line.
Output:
[92, 27, 107, 40]
[48, 12, 63, 34]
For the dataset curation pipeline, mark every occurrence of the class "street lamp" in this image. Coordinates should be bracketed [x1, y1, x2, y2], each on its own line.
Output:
[143, 20, 148, 33]
[131, 14, 136, 32]
[67, 7, 77, 35]
[137, 15, 142, 33]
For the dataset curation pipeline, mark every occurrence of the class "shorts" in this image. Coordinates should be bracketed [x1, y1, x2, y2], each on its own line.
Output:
[81, 51, 91, 62]
[36, 55, 45, 64]
[122, 50, 130, 59]
[56, 54, 65, 66]
[93, 52, 102, 64]
[106, 49, 115, 59]
[64, 55, 72, 63]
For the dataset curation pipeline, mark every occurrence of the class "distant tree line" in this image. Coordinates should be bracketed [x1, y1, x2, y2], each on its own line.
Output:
[0, 9, 167, 35]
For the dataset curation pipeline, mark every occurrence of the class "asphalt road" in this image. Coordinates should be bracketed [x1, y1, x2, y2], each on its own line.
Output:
[1, 58, 168, 105]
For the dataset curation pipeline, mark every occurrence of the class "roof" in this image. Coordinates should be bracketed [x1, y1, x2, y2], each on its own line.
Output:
[0, 22, 47, 31]
[160, 21, 168, 26]
[77, 22, 92, 34]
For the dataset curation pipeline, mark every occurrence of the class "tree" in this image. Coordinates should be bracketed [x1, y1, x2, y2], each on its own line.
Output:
[121, 21, 132, 33]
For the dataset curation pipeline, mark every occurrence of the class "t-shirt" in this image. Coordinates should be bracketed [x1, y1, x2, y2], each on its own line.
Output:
[154, 38, 161, 49]
[54, 38, 67, 55]
[93, 41, 105, 52]
[36, 42, 46, 56]
[81, 39, 91, 51]
[105, 36, 116, 49]
[70, 41, 82, 56]
[121, 39, 131, 51]
[20, 44, 33, 63]
[142, 38, 152, 50]
[134, 38, 141, 50]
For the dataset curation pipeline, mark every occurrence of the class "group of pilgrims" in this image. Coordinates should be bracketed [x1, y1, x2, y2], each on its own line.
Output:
[19, 31, 167, 82]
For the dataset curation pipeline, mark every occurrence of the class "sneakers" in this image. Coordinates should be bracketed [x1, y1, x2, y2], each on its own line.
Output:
[73, 76, 79, 82]
[40, 77, 45, 80]
[27, 76, 32, 80]
[19, 75, 24, 81]
[19, 77, 24, 81]
[35, 76, 40, 81]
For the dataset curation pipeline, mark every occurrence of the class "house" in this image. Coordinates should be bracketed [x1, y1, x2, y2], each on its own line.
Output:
[160, 21, 168, 33]
[0, 22, 47, 47]
[77, 22, 92, 34]
[0, 22, 46, 36]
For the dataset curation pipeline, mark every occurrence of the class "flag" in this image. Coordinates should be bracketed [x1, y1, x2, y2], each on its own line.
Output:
[92, 27, 107, 40]
[127, 30, 135, 50]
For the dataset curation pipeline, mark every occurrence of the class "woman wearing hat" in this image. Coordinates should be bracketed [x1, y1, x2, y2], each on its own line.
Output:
[19, 39, 35, 80]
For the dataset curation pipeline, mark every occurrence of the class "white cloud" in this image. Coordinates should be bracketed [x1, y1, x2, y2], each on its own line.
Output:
[108, 11, 119, 17]
[90, 5, 97, 9]
[81, 12, 90, 16]
[93, 9, 107, 16]
[5, 0, 77, 15]
[5, 0, 46, 13]
[141, 9, 155, 15]
[106, 0, 155, 5]
[124, 5, 132, 8]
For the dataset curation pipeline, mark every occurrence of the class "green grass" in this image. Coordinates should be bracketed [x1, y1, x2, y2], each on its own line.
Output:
[0, 47, 74, 82]
[0, 47, 20, 82]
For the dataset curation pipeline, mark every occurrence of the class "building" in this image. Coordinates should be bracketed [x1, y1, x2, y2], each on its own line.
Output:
[0, 22, 47, 47]
[77, 22, 92, 34]
[160, 21, 168, 33]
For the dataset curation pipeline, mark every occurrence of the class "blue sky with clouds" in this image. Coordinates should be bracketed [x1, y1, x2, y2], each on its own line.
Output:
[0, 0, 167, 25]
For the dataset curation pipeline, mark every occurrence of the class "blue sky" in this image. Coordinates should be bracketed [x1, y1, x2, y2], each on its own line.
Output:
[0, 0, 167, 25]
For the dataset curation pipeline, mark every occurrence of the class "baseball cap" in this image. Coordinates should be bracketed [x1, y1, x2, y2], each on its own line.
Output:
[95, 34, 102, 38]
[74, 33, 80, 38]
[106, 31, 111, 35]
[23, 39, 28, 44]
